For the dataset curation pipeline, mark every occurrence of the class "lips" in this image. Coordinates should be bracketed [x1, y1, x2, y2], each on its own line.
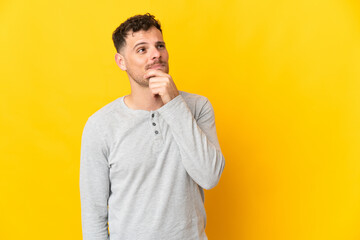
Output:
[146, 60, 167, 70]
[148, 63, 165, 70]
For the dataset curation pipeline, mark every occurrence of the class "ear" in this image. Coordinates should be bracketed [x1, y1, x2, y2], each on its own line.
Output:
[115, 53, 127, 71]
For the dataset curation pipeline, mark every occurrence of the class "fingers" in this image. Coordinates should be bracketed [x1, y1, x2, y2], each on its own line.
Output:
[146, 71, 179, 104]
[144, 69, 169, 79]
[149, 82, 167, 88]
[149, 77, 170, 84]
[149, 87, 162, 96]
[149, 78, 172, 98]
[149, 80, 167, 95]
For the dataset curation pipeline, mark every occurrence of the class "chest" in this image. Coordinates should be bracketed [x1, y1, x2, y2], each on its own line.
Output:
[107, 116, 177, 175]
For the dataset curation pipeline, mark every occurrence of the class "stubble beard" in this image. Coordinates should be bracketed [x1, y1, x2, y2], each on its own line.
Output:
[128, 61, 169, 88]
[131, 74, 150, 88]
[126, 68, 150, 88]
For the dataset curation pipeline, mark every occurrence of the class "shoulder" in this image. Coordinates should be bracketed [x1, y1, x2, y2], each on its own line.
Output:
[84, 96, 124, 128]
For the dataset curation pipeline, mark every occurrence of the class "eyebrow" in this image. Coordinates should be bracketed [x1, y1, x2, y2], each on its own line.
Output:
[133, 42, 147, 50]
[133, 41, 166, 50]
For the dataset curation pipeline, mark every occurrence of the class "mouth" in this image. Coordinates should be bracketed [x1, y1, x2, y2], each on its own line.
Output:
[147, 62, 166, 70]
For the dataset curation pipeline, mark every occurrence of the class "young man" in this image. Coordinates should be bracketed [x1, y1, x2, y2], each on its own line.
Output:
[80, 13, 225, 240]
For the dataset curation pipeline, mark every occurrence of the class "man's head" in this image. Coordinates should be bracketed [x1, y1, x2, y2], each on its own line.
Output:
[112, 13, 162, 54]
[112, 13, 169, 87]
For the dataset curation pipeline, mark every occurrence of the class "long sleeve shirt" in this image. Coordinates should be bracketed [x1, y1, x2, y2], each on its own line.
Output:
[80, 90, 225, 240]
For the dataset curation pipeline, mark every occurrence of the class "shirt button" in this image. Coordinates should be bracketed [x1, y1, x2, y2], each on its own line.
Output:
[151, 113, 155, 118]
[152, 122, 156, 126]
[155, 130, 159, 134]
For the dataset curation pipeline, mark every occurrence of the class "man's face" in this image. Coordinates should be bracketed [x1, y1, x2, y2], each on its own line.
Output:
[119, 26, 169, 87]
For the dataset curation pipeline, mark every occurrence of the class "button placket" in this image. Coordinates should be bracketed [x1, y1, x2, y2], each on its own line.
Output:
[151, 112, 160, 136]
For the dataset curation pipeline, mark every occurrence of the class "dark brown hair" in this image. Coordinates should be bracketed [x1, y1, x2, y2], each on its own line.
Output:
[112, 13, 162, 53]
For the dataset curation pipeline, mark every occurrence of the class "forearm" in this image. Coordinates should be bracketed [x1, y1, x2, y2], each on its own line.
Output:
[80, 168, 110, 239]
[80, 118, 110, 239]
[158, 95, 225, 189]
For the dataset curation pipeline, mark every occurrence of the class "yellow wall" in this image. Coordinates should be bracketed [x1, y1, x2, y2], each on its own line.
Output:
[1, 0, 359, 239]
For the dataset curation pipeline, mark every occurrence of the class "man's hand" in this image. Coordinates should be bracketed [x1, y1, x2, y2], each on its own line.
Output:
[144, 69, 179, 104]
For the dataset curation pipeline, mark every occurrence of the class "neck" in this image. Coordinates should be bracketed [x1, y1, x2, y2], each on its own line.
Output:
[125, 81, 164, 111]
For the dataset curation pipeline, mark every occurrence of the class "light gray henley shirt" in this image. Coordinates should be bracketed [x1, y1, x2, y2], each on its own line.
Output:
[80, 90, 225, 240]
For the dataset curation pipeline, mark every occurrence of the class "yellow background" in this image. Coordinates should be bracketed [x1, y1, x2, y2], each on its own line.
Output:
[1, 0, 359, 239]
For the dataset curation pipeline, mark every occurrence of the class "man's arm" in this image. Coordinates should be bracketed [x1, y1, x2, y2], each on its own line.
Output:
[80, 118, 110, 240]
[157, 95, 225, 190]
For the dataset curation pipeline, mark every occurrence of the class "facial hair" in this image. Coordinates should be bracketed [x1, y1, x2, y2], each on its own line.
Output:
[127, 60, 169, 88]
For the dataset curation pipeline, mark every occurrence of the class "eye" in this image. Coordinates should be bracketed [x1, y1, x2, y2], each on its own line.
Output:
[137, 47, 146, 53]
[157, 44, 165, 49]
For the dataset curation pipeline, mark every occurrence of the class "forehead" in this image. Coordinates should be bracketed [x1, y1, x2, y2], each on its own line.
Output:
[124, 27, 164, 48]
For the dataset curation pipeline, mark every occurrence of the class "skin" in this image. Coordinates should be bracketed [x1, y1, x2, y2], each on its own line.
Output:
[114, 26, 179, 111]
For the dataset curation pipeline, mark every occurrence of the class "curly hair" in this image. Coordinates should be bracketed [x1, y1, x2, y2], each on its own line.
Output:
[112, 13, 162, 53]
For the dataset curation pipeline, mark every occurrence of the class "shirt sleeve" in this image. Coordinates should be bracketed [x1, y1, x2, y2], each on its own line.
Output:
[157, 94, 225, 190]
[80, 117, 110, 240]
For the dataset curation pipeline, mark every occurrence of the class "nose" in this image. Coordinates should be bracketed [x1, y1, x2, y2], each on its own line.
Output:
[150, 46, 160, 60]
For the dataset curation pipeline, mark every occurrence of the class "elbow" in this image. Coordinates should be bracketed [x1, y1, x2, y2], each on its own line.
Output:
[200, 153, 225, 190]
[201, 178, 220, 190]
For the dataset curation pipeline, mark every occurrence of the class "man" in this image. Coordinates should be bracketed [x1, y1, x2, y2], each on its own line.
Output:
[80, 13, 225, 240]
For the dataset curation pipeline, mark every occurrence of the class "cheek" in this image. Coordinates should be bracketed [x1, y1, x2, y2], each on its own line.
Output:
[128, 58, 147, 71]
[162, 51, 169, 61]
